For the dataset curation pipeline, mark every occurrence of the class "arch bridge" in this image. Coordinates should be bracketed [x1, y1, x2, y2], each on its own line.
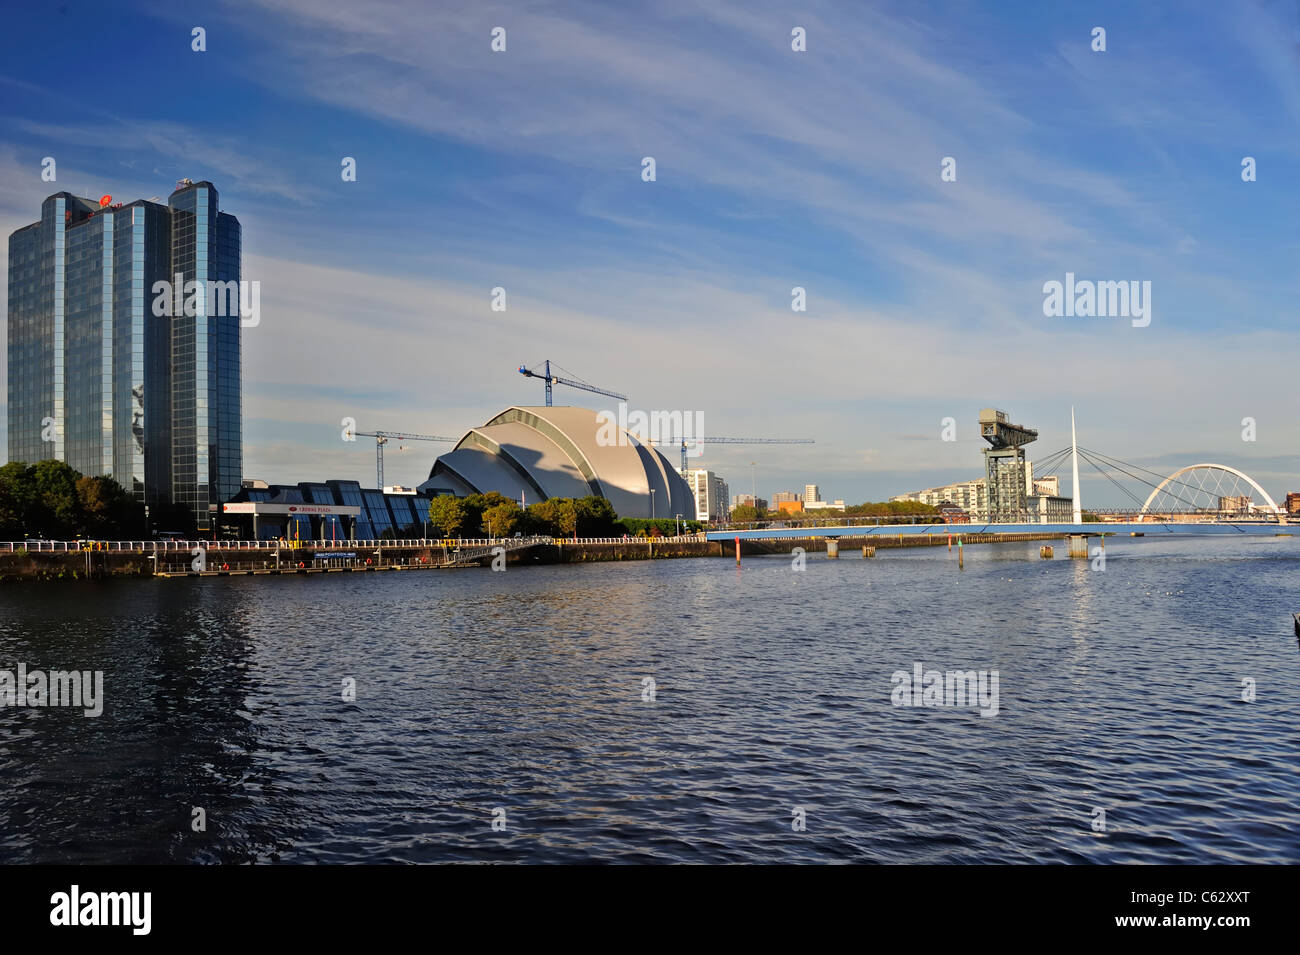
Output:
[1138, 463, 1284, 520]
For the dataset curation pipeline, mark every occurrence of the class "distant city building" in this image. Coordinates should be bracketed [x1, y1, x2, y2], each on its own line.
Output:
[804, 484, 820, 504]
[732, 493, 767, 512]
[894, 440, 1059, 522]
[8, 180, 243, 531]
[772, 490, 800, 504]
[1033, 475, 1059, 497]
[712, 474, 729, 521]
[1028, 494, 1074, 523]
[1286, 492, 1300, 515]
[776, 500, 804, 515]
[683, 468, 730, 522]
[1218, 495, 1251, 515]
[804, 499, 846, 512]
[936, 503, 969, 523]
[892, 479, 989, 520]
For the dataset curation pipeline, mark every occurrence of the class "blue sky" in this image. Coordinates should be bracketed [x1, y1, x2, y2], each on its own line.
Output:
[4, 0, 1300, 507]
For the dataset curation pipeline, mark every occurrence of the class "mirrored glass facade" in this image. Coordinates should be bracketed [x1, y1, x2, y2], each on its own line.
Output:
[6, 182, 242, 532]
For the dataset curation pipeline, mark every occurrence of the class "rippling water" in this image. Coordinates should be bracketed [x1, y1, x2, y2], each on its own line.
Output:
[1, 535, 1298, 863]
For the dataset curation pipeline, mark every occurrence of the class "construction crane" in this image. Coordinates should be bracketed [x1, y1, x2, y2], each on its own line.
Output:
[659, 437, 815, 473]
[344, 429, 457, 488]
[518, 359, 626, 407]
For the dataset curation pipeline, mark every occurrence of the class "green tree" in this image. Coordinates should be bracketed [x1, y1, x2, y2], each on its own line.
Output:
[0, 462, 35, 539]
[842, 500, 939, 520]
[481, 501, 522, 538]
[427, 495, 468, 537]
[574, 495, 618, 536]
[31, 460, 81, 538]
[459, 492, 513, 538]
[730, 504, 759, 522]
[616, 517, 695, 536]
[527, 498, 577, 537]
[0, 461, 143, 540]
[76, 474, 139, 538]
[555, 499, 579, 537]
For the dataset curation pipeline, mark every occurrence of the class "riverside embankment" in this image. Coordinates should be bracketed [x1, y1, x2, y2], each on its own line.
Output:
[0, 531, 1071, 581]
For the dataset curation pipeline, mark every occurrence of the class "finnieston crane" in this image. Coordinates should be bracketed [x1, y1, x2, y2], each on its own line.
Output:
[664, 437, 816, 473]
[518, 359, 627, 407]
[345, 429, 457, 488]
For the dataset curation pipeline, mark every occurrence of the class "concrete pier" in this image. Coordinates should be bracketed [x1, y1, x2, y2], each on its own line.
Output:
[1068, 535, 1088, 559]
[826, 539, 839, 559]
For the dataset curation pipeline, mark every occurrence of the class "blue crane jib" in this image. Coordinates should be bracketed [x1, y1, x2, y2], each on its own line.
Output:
[518, 359, 626, 407]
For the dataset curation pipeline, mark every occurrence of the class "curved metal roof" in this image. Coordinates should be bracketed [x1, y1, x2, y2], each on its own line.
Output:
[418, 406, 694, 519]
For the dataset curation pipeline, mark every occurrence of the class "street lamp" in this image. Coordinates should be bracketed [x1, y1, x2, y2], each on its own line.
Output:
[650, 488, 656, 520]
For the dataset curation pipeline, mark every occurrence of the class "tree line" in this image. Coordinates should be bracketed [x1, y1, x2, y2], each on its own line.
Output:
[427, 493, 703, 539]
[0, 461, 145, 541]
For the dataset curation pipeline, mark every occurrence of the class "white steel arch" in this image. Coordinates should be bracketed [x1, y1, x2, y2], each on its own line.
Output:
[1139, 463, 1283, 518]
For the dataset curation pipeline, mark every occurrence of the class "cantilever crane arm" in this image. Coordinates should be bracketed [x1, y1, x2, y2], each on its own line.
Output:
[518, 359, 626, 406]
[546, 375, 626, 401]
[343, 429, 457, 488]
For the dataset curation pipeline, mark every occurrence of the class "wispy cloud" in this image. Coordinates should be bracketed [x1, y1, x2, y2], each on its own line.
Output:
[4, 0, 1300, 502]
[14, 119, 328, 204]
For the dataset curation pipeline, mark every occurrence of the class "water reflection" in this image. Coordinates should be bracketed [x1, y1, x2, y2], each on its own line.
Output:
[0, 537, 1297, 863]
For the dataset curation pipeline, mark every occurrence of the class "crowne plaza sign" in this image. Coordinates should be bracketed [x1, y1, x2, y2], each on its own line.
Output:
[222, 502, 361, 516]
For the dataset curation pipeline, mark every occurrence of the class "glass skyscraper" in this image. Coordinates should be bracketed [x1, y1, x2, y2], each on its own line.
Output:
[6, 179, 242, 532]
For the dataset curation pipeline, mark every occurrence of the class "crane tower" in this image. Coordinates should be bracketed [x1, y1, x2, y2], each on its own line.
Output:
[980, 408, 1037, 522]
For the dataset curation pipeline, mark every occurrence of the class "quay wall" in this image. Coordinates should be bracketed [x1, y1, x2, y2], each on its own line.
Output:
[0, 532, 1071, 581]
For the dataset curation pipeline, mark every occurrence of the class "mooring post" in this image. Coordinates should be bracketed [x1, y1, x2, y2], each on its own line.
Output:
[1069, 534, 1088, 559]
[958, 537, 964, 569]
[735, 535, 741, 566]
[826, 538, 839, 559]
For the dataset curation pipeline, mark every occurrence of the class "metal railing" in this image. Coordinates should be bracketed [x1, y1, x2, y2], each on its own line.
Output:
[714, 509, 1291, 531]
[3, 534, 709, 553]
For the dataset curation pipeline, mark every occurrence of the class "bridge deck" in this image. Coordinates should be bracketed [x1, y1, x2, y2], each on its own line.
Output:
[706, 521, 1292, 541]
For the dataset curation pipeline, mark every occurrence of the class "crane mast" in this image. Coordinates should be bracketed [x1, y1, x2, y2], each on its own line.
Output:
[345, 429, 456, 488]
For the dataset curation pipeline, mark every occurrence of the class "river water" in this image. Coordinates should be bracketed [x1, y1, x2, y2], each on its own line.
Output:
[1, 536, 1297, 863]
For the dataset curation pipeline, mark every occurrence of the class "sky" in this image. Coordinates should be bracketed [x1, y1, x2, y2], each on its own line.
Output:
[3, 0, 1300, 508]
